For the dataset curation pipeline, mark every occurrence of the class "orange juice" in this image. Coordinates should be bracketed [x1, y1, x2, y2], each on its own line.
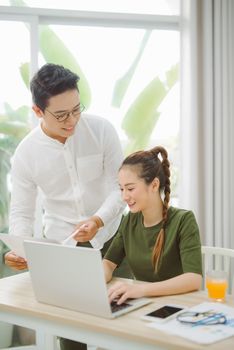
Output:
[206, 271, 228, 301]
[206, 279, 228, 300]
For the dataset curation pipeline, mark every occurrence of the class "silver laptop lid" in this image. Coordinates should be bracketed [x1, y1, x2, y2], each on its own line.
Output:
[24, 241, 113, 318]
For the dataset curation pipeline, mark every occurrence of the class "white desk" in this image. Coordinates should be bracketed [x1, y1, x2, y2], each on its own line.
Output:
[0, 272, 234, 350]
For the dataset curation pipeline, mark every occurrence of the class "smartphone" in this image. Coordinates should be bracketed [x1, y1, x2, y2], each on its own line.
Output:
[141, 304, 184, 323]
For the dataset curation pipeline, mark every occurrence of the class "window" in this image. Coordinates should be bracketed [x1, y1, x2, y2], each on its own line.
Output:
[0, 2, 180, 232]
[0, 20, 31, 232]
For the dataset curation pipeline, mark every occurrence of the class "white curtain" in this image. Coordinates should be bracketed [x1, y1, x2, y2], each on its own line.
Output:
[180, 0, 234, 248]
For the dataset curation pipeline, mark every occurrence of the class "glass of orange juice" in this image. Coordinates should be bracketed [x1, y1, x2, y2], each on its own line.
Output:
[206, 270, 228, 302]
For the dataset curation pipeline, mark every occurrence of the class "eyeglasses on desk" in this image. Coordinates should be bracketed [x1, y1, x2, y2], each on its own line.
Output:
[176, 310, 227, 326]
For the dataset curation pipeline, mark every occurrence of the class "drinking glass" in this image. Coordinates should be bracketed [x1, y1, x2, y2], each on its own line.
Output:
[206, 270, 228, 302]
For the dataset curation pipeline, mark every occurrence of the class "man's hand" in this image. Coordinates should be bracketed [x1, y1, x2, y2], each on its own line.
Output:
[73, 216, 104, 242]
[4, 251, 28, 270]
[73, 221, 97, 242]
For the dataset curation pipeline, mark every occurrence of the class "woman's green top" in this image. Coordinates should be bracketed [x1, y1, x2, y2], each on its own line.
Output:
[104, 207, 202, 282]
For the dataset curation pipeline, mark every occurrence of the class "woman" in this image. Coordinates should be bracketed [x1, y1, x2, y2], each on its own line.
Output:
[104, 146, 202, 304]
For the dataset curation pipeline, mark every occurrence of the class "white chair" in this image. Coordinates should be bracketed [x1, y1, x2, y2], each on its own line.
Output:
[201, 245, 234, 295]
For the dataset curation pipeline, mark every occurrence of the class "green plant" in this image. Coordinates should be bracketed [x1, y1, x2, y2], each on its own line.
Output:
[0, 105, 30, 231]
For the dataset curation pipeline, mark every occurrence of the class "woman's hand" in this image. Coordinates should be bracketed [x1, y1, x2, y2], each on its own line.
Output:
[108, 281, 146, 304]
[4, 251, 28, 270]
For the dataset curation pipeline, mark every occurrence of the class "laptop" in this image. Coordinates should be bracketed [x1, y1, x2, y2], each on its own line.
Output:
[24, 241, 151, 318]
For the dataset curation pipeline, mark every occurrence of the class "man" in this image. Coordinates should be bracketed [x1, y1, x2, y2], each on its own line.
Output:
[5, 63, 125, 268]
[4, 63, 128, 350]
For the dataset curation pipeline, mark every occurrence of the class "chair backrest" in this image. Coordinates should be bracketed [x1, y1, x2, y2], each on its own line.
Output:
[201, 246, 234, 295]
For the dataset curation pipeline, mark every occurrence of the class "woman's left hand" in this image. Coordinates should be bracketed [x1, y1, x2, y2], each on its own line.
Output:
[108, 282, 145, 304]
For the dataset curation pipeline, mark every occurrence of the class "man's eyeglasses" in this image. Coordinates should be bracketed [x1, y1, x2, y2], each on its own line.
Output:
[45, 103, 85, 122]
[176, 310, 227, 326]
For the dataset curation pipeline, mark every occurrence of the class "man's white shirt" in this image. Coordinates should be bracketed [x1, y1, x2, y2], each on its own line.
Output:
[9, 114, 125, 249]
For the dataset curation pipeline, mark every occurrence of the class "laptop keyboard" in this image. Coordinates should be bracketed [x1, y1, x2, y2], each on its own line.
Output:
[110, 300, 131, 313]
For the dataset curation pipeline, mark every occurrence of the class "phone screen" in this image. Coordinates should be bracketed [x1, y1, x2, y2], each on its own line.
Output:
[146, 305, 183, 319]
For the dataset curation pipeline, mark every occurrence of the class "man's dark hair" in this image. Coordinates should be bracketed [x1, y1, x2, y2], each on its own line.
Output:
[30, 63, 80, 111]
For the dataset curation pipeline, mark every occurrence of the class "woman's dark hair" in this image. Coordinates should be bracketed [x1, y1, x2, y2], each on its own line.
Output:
[120, 146, 170, 271]
[30, 63, 80, 111]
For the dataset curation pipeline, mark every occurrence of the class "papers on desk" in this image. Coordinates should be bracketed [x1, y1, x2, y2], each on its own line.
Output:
[0, 232, 77, 259]
[148, 302, 234, 345]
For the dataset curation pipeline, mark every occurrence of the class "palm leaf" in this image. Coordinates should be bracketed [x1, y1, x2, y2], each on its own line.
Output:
[39, 26, 91, 108]
[20, 62, 30, 88]
[112, 31, 151, 107]
[122, 64, 179, 154]
[0, 121, 30, 139]
[3, 103, 30, 122]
